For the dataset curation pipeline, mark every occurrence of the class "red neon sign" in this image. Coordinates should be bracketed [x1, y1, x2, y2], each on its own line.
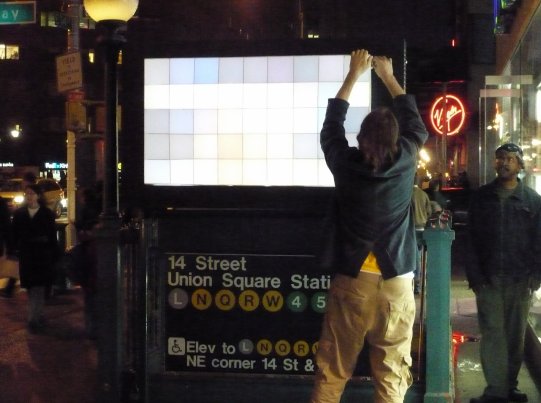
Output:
[430, 94, 466, 136]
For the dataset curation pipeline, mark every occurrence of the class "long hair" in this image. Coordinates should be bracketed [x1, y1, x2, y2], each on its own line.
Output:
[356, 107, 399, 172]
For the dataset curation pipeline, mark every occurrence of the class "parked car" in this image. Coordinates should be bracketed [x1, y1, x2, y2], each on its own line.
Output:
[440, 187, 471, 229]
[0, 178, 65, 218]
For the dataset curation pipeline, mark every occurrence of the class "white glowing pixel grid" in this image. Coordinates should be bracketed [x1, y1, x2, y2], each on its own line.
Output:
[144, 55, 371, 186]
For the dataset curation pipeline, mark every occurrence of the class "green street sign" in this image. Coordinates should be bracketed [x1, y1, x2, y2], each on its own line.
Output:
[0, 1, 36, 25]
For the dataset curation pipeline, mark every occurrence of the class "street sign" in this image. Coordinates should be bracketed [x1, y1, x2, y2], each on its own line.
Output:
[0, 1, 36, 25]
[164, 253, 328, 375]
[67, 89, 85, 102]
[56, 52, 83, 93]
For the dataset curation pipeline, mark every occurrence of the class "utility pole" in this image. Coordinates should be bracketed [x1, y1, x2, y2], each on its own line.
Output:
[442, 82, 448, 178]
[298, 0, 304, 38]
[65, 0, 82, 249]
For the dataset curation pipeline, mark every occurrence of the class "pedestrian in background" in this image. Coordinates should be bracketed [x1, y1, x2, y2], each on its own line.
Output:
[411, 175, 432, 294]
[22, 171, 37, 187]
[0, 195, 14, 298]
[0, 171, 37, 298]
[467, 143, 541, 403]
[311, 49, 428, 403]
[11, 184, 59, 333]
[425, 178, 447, 212]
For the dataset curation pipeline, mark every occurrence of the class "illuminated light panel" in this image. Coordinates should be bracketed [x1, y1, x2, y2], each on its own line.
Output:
[144, 55, 371, 186]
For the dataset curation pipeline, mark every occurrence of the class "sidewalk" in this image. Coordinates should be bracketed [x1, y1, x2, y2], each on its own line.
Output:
[451, 278, 541, 403]
[0, 287, 97, 403]
[0, 279, 539, 403]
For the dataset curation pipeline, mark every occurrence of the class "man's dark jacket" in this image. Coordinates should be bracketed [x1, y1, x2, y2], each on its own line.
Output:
[320, 95, 428, 279]
[466, 179, 541, 288]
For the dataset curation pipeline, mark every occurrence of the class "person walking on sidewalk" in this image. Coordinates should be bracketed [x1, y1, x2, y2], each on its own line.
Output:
[11, 184, 60, 333]
[466, 143, 541, 403]
[310, 49, 428, 403]
[0, 172, 36, 298]
[0, 195, 14, 298]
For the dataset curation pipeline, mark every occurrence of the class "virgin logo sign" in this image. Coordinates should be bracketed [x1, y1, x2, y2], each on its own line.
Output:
[429, 94, 466, 136]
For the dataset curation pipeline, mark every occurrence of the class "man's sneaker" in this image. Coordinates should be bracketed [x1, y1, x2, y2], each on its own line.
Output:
[470, 395, 508, 403]
[509, 388, 527, 402]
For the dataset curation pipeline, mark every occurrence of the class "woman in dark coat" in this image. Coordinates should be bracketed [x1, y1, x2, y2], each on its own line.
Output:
[11, 183, 59, 333]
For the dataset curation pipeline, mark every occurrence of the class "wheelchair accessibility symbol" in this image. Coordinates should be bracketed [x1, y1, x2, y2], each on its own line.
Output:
[168, 337, 185, 356]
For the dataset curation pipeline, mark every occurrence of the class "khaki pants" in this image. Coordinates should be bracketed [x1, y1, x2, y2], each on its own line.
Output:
[310, 273, 415, 403]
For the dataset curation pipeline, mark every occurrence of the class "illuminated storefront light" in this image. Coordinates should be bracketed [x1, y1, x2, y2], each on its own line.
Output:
[535, 83, 541, 123]
[430, 94, 466, 136]
[486, 103, 504, 139]
[419, 148, 430, 163]
[495, 111, 504, 139]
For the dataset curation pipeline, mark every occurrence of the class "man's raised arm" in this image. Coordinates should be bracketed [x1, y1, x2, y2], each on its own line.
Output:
[373, 56, 405, 98]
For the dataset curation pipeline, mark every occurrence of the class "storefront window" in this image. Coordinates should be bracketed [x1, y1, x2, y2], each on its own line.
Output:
[504, 6, 541, 341]
[479, 5, 541, 340]
[0, 44, 19, 60]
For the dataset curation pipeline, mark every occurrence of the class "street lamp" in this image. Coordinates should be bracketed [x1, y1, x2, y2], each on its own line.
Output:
[83, 1, 138, 402]
[84, 0, 138, 23]
[10, 124, 21, 138]
[84, 0, 138, 216]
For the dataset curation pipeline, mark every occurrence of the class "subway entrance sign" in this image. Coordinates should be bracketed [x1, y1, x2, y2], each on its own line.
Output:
[165, 253, 328, 375]
[0, 1, 36, 25]
[154, 208, 374, 379]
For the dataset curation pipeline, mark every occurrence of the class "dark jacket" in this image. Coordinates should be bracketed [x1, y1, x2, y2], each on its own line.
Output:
[466, 179, 541, 288]
[425, 188, 448, 210]
[320, 95, 428, 279]
[11, 206, 59, 288]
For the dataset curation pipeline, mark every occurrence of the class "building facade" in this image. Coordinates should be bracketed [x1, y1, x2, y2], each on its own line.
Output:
[486, 0, 541, 350]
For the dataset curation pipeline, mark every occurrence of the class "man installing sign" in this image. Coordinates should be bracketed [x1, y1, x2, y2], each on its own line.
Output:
[310, 49, 428, 403]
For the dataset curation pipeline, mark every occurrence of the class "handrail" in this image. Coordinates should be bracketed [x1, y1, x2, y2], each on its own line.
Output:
[422, 223, 455, 403]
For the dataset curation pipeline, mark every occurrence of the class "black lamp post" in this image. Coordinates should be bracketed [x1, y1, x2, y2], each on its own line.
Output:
[84, 0, 138, 216]
[83, 1, 138, 401]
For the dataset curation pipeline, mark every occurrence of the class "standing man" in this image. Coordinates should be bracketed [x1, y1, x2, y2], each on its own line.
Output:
[412, 177, 433, 228]
[411, 175, 433, 294]
[311, 49, 428, 403]
[467, 143, 541, 403]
